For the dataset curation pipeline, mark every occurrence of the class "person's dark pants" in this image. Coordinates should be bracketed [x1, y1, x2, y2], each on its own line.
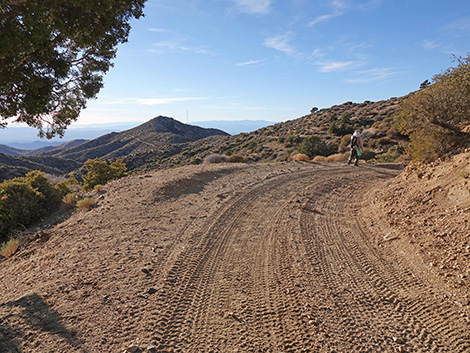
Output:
[348, 148, 359, 165]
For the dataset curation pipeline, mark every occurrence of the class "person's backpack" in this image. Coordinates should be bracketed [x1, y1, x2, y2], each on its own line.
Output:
[351, 136, 358, 148]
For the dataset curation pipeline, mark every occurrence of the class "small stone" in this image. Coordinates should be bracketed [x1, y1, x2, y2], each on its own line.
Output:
[392, 337, 405, 344]
[124, 345, 139, 353]
[146, 344, 157, 352]
[147, 288, 157, 295]
[141, 268, 151, 275]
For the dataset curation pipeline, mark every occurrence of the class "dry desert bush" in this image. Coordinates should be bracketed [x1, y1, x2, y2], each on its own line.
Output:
[313, 155, 327, 162]
[326, 153, 347, 162]
[0, 238, 18, 258]
[203, 154, 228, 164]
[76, 197, 96, 211]
[295, 153, 310, 162]
[63, 193, 78, 206]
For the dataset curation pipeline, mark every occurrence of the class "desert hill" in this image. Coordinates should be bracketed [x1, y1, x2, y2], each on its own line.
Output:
[0, 116, 229, 181]
[42, 116, 229, 162]
[134, 97, 407, 171]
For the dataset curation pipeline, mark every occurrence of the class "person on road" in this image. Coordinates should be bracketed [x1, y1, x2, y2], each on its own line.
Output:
[348, 130, 364, 166]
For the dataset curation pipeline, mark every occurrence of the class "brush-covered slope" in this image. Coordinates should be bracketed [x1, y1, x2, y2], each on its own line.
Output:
[135, 97, 408, 171]
[0, 153, 81, 182]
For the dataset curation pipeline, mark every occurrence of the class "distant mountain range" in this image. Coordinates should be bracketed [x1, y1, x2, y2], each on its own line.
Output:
[0, 116, 229, 181]
[0, 119, 275, 149]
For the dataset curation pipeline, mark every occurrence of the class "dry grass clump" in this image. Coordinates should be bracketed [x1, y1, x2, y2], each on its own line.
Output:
[228, 154, 247, 163]
[63, 193, 78, 206]
[326, 153, 347, 162]
[203, 154, 228, 164]
[312, 155, 327, 162]
[0, 238, 19, 258]
[295, 153, 310, 162]
[76, 197, 96, 211]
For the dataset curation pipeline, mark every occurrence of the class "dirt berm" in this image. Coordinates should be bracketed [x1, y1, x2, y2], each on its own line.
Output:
[0, 161, 469, 352]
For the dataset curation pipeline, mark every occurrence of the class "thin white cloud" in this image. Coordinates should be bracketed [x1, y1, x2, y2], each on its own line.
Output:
[104, 97, 206, 106]
[309, 13, 340, 26]
[148, 28, 169, 33]
[264, 34, 296, 56]
[137, 97, 206, 106]
[346, 68, 399, 83]
[202, 102, 267, 111]
[231, 0, 272, 15]
[444, 16, 470, 33]
[422, 39, 439, 50]
[317, 60, 356, 72]
[235, 59, 266, 67]
[150, 40, 215, 56]
[311, 49, 326, 59]
[309, 0, 347, 26]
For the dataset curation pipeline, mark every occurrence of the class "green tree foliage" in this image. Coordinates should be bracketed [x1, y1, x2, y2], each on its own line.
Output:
[0, 0, 147, 137]
[0, 171, 66, 240]
[398, 54, 470, 162]
[82, 158, 127, 191]
[328, 112, 355, 136]
[298, 135, 330, 159]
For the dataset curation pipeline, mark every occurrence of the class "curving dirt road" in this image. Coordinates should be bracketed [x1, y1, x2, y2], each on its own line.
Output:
[0, 162, 469, 352]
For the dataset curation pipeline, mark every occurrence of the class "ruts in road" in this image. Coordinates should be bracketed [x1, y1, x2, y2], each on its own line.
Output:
[0, 162, 469, 353]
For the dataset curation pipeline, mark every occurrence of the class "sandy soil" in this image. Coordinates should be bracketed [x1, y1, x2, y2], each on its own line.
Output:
[0, 161, 469, 352]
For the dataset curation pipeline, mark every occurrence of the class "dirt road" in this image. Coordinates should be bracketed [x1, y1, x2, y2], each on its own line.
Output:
[0, 162, 469, 352]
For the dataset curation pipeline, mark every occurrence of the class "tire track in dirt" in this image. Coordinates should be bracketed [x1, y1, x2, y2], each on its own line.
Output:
[151, 169, 319, 351]
[298, 165, 470, 352]
[142, 164, 469, 352]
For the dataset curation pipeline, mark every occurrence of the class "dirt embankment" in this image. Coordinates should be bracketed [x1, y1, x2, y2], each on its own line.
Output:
[0, 160, 469, 352]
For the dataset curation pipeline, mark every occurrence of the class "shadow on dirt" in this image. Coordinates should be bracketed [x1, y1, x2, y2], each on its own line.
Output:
[154, 167, 240, 200]
[0, 294, 83, 352]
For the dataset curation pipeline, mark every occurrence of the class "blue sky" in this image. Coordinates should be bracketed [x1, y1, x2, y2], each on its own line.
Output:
[77, 0, 470, 126]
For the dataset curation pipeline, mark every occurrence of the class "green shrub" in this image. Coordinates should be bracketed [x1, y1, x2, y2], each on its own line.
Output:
[82, 158, 127, 192]
[398, 54, 470, 162]
[54, 177, 78, 196]
[63, 193, 78, 206]
[0, 171, 63, 241]
[375, 145, 405, 163]
[298, 135, 330, 159]
[77, 197, 96, 211]
[360, 148, 377, 161]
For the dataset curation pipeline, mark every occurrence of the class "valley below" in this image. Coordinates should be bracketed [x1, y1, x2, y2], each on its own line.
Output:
[0, 161, 469, 352]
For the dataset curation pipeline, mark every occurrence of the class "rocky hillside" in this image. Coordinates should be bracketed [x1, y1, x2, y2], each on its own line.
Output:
[0, 98, 408, 179]
[42, 116, 229, 162]
[0, 117, 229, 181]
[133, 97, 407, 171]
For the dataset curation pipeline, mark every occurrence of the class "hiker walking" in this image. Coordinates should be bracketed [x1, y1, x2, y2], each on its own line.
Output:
[348, 130, 364, 166]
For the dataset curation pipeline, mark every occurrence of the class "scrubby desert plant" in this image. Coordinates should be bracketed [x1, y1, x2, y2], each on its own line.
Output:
[203, 154, 228, 164]
[0, 238, 18, 258]
[63, 193, 78, 206]
[298, 135, 330, 159]
[312, 155, 327, 162]
[326, 154, 347, 162]
[77, 197, 96, 211]
[375, 145, 405, 163]
[82, 158, 127, 192]
[398, 54, 470, 162]
[459, 170, 470, 179]
[295, 153, 310, 162]
[228, 154, 247, 163]
[0, 171, 63, 241]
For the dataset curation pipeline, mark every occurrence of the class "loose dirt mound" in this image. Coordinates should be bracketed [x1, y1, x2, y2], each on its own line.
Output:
[0, 161, 469, 352]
